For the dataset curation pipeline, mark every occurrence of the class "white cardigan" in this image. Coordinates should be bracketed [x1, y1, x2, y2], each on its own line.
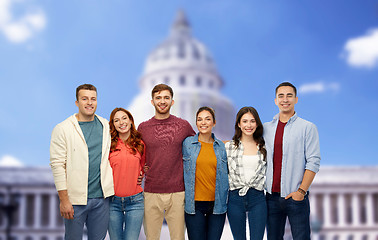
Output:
[50, 114, 114, 205]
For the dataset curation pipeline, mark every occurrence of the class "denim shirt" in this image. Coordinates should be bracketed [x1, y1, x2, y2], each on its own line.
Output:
[263, 113, 321, 197]
[182, 133, 229, 214]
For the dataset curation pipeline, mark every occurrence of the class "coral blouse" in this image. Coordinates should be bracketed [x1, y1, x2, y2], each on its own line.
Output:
[109, 138, 146, 197]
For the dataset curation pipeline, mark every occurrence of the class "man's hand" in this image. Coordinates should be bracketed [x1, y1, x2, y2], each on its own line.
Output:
[285, 170, 315, 201]
[285, 191, 304, 201]
[143, 164, 150, 173]
[58, 190, 74, 219]
[137, 165, 150, 186]
[60, 200, 74, 219]
[137, 170, 143, 186]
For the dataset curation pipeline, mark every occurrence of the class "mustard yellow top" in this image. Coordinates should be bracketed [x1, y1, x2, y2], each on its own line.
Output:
[194, 141, 217, 201]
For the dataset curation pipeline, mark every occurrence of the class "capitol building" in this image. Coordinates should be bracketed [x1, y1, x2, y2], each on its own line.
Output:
[1, 11, 378, 240]
[128, 11, 235, 140]
[1, 166, 378, 240]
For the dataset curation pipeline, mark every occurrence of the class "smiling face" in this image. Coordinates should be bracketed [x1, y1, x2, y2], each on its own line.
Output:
[75, 89, 97, 121]
[238, 112, 257, 138]
[113, 110, 132, 138]
[151, 90, 174, 118]
[196, 110, 216, 135]
[275, 85, 298, 115]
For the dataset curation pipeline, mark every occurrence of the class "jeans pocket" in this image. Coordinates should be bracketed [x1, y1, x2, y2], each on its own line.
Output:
[288, 196, 306, 206]
[131, 192, 144, 204]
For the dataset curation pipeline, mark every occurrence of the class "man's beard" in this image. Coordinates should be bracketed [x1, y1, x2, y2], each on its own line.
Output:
[155, 104, 171, 114]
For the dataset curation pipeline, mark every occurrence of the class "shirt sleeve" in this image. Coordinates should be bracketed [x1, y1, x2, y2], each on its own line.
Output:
[137, 123, 143, 135]
[182, 137, 190, 158]
[186, 121, 196, 137]
[49, 125, 68, 191]
[141, 141, 146, 175]
[304, 123, 321, 173]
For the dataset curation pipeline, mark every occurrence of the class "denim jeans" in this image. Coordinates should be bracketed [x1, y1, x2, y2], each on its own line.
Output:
[64, 198, 110, 240]
[108, 192, 144, 240]
[227, 188, 267, 240]
[185, 201, 226, 240]
[266, 192, 311, 240]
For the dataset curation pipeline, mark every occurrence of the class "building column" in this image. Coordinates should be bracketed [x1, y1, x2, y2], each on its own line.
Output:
[365, 193, 374, 226]
[323, 193, 331, 227]
[49, 194, 58, 228]
[311, 234, 319, 240]
[310, 193, 318, 219]
[33, 194, 41, 228]
[352, 193, 360, 226]
[337, 193, 346, 227]
[17, 193, 27, 229]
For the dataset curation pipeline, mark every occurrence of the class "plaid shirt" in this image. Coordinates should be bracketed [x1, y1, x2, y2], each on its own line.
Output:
[225, 140, 266, 196]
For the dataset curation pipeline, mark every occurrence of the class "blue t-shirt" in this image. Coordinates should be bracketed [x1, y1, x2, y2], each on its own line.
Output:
[79, 116, 103, 198]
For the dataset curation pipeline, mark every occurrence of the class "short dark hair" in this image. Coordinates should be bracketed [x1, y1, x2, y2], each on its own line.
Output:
[76, 84, 97, 100]
[196, 106, 216, 123]
[275, 82, 297, 96]
[151, 84, 174, 98]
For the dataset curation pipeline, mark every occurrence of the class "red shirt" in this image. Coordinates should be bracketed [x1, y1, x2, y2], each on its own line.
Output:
[137, 115, 195, 193]
[272, 120, 287, 193]
[109, 139, 146, 197]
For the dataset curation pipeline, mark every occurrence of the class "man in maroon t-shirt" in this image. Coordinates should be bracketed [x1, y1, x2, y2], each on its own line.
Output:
[138, 84, 195, 240]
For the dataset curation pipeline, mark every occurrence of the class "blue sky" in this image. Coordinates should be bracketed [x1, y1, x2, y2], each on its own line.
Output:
[0, 0, 377, 167]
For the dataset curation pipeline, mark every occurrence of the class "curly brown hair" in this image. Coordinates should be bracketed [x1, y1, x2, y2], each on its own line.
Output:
[109, 108, 144, 155]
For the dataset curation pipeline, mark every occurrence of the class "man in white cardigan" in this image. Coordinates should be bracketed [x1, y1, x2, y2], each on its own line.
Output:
[50, 84, 114, 240]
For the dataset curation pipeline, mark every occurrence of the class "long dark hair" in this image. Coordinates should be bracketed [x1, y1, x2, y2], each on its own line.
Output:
[109, 108, 144, 156]
[232, 107, 266, 160]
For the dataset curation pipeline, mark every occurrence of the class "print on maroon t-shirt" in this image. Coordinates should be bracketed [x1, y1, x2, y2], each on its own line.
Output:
[137, 115, 195, 193]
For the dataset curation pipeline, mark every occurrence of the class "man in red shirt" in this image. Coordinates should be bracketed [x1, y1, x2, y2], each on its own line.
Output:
[138, 84, 195, 240]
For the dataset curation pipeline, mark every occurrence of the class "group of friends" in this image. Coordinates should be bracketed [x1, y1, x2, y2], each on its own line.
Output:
[49, 82, 321, 240]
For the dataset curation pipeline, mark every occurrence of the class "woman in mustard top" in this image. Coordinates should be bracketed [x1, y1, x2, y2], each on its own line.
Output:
[182, 107, 229, 240]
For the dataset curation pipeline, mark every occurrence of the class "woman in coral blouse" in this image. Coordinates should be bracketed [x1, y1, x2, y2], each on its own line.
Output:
[108, 107, 145, 240]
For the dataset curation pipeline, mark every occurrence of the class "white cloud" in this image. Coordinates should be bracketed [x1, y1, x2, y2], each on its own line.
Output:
[3, 22, 31, 42]
[0, 0, 46, 43]
[24, 12, 46, 30]
[343, 28, 378, 68]
[0, 155, 24, 167]
[298, 81, 340, 95]
[0, 0, 11, 25]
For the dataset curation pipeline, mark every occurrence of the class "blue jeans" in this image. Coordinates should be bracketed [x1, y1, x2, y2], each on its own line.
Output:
[266, 192, 311, 240]
[108, 192, 144, 240]
[64, 198, 110, 240]
[185, 201, 226, 240]
[227, 188, 267, 240]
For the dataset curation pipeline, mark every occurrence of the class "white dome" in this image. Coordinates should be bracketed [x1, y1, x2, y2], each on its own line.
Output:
[129, 10, 235, 140]
[140, 10, 223, 91]
[144, 38, 217, 74]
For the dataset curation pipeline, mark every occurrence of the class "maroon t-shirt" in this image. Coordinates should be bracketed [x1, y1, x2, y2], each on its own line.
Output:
[137, 115, 195, 193]
[272, 120, 287, 193]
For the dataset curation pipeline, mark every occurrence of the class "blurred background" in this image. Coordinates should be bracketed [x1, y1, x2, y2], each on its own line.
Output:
[1, 0, 378, 239]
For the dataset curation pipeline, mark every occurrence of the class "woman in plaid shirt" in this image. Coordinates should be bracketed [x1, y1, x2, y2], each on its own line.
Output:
[225, 106, 267, 240]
